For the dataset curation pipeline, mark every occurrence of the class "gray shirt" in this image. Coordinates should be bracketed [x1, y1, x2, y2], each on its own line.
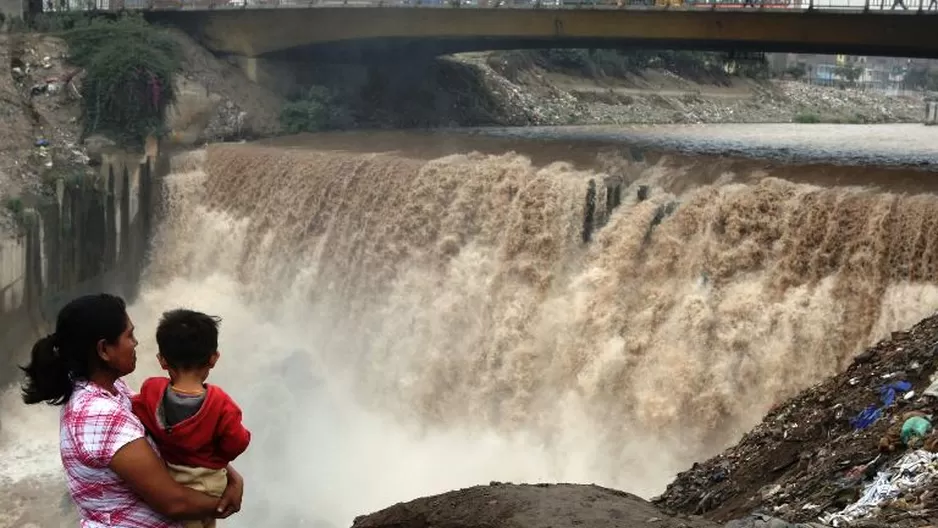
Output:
[162, 387, 206, 427]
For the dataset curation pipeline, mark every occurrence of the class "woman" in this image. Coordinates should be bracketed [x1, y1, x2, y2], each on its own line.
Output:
[20, 293, 244, 527]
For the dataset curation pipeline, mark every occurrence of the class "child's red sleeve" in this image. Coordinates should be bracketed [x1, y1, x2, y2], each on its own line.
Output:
[216, 395, 251, 462]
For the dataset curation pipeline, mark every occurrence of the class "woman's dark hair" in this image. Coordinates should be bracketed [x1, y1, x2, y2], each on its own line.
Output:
[20, 293, 128, 406]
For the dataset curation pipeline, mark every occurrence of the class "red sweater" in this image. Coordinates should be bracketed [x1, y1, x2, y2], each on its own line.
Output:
[131, 377, 251, 469]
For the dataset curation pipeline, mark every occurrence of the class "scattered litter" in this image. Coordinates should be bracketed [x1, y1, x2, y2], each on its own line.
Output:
[851, 405, 882, 430]
[880, 380, 912, 406]
[819, 450, 938, 527]
[852, 381, 913, 430]
[924, 374, 938, 398]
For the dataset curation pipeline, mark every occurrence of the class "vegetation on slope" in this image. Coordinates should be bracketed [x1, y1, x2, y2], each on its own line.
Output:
[55, 14, 181, 146]
[279, 86, 353, 133]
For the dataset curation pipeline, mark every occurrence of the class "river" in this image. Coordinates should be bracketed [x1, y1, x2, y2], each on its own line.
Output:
[2, 123, 938, 528]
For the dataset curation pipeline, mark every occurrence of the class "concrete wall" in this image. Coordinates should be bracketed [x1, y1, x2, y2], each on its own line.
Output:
[0, 151, 166, 389]
[0, 0, 23, 24]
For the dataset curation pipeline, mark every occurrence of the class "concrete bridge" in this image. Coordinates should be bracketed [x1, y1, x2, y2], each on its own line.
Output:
[140, 3, 938, 60]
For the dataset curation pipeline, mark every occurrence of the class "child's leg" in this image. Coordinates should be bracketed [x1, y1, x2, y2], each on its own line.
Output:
[167, 463, 230, 528]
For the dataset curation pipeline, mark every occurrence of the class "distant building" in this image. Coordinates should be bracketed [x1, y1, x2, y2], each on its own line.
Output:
[767, 52, 920, 95]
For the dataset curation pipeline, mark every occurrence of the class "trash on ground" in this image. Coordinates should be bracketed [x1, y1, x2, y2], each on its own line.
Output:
[900, 416, 932, 447]
[819, 450, 938, 527]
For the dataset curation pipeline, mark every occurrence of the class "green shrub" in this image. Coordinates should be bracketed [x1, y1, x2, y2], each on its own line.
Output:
[279, 86, 353, 133]
[4, 197, 24, 217]
[793, 112, 821, 124]
[60, 14, 181, 146]
[28, 11, 93, 32]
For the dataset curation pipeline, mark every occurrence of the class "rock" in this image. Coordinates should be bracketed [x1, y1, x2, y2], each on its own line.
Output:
[352, 483, 721, 528]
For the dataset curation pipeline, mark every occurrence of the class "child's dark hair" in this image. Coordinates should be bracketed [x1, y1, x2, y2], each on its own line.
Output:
[21, 293, 129, 406]
[156, 309, 221, 370]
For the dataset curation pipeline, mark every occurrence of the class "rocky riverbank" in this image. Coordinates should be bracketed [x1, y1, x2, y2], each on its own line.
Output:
[451, 51, 923, 127]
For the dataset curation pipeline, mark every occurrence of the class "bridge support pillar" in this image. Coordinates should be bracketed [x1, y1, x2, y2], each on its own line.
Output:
[925, 99, 938, 126]
[229, 56, 301, 97]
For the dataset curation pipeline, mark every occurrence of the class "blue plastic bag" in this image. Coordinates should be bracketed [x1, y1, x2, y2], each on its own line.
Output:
[851, 405, 883, 430]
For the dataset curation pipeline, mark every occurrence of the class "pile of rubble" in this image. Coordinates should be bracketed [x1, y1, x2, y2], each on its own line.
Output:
[654, 314, 938, 528]
[571, 81, 922, 125]
[452, 53, 923, 127]
[777, 81, 922, 122]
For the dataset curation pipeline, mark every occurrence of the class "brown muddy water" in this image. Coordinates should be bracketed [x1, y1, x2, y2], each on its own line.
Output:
[3, 124, 938, 528]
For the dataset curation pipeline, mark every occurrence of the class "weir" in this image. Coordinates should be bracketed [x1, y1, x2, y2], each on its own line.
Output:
[0, 151, 168, 390]
[0, 144, 620, 391]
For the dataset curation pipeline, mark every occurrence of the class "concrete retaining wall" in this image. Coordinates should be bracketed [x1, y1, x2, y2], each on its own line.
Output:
[0, 151, 166, 389]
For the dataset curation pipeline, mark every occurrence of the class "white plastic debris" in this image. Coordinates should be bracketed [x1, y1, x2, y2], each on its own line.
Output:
[924, 374, 938, 398]
[819, 450, 938, 527]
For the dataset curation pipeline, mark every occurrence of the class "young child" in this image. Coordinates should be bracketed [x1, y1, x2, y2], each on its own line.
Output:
[132, 309, 251, 528]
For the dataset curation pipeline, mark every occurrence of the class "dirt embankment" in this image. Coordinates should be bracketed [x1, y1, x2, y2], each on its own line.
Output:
[164, 29, 283, 144]
[0, 33, 84, 209]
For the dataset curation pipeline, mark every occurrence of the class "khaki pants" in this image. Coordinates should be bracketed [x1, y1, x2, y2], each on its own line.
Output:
[167, 463, 228, 528]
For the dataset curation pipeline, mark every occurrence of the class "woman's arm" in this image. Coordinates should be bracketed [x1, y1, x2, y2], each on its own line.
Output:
[110, 438, 221, 520]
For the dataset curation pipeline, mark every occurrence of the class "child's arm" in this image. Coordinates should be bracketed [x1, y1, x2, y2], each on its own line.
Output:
[216, 397, 251, 462]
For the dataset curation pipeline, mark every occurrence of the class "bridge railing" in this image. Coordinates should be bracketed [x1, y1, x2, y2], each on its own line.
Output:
[45, 0, 938, 13]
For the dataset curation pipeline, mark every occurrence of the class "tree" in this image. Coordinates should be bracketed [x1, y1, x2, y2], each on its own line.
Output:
[61, 14, 181, 146]
[834, 65, 862, 85]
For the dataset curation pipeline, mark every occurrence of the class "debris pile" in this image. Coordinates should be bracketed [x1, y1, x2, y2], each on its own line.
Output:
[654, 314, 938, 528]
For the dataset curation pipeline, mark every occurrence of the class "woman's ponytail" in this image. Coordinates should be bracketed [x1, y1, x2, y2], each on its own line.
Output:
[21, 333, 74, 405]
[19, 294, 128, 406]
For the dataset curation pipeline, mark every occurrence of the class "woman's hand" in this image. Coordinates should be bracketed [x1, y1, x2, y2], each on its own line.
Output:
[216, 465, 244, 519]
